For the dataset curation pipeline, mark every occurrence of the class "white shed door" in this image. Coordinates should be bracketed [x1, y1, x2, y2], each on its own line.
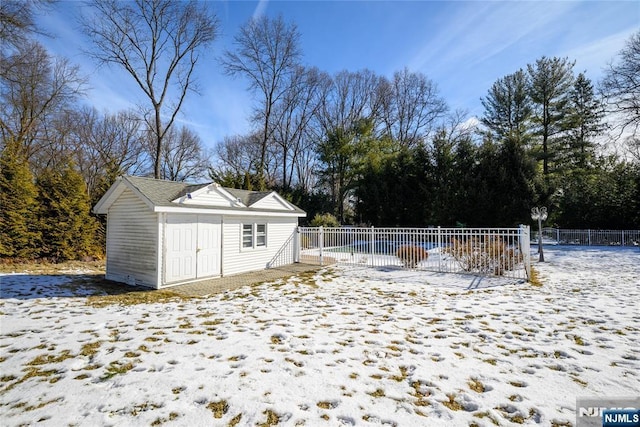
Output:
[165, 215, 197, 283]
[196, 215, 221, 278]
[165, 214, 221, 284]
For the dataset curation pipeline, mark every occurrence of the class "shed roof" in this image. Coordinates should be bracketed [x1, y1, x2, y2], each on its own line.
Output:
[93, 175, 305, 216]
[225, 188, 271, 206]
[125, 176, 208, 207]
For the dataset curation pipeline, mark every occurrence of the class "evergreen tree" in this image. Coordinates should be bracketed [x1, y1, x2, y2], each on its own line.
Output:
[554, 158, 640, 229]
[564, 73, 604, 169]
[494, 136, 538, 225]
[527, 56, 575, 177]
[467, 137, 537, 227]
[427, 128, 460, 225]
[481, 69, 532, 144]
[356, 147, 423, 226]
[449, 138, 481, 226]
[0, 141, 41, 258]
[37, 159, 99, 261]
[553, 167, 598, 228]
[591, 160, 640, 229]
[317, 118, 374, 223]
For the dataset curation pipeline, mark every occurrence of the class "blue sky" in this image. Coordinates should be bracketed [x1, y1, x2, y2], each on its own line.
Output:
[35, 1, 639, 150]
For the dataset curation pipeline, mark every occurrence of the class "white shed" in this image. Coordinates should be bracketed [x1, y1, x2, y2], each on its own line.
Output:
[93, 175, 306, 289]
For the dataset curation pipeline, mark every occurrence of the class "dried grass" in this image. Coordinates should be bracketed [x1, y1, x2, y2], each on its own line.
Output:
[444, 237, 523, 275]
[207, 400, 229, 418]
[395, 245, 429, 268]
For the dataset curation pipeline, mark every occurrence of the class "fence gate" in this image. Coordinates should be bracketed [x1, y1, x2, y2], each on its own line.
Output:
[297, 226, 531, 282]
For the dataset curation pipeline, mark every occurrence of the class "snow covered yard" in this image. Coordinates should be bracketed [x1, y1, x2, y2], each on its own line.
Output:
[0, 247, 638, 427]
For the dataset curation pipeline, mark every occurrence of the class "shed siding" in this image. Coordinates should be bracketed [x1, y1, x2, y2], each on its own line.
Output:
[183, 187, 236, 207]
[251, 195, 292, 211]
[223, 216, 298, 276]
[106, 188, 158, 287]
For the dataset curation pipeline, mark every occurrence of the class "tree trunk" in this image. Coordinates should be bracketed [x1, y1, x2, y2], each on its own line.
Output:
[154, 108, 163, 179]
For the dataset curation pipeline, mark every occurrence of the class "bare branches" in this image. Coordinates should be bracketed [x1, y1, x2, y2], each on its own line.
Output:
[380, 68, 448, 147]
[0, 41, 86, 159]
[318, 69, 382, 135]
[221, 15, 302, 188]
[600, 30, 640, 139]
[158, 125, 209, 182]
[0, 0, 53, 54]
[82, 0, 218, 179]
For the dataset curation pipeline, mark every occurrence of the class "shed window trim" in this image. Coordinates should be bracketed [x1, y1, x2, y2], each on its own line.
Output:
[242, 224, 253, 248]
[241, 223, 267, 250]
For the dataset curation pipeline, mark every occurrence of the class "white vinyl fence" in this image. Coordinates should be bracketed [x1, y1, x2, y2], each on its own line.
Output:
[540, 228, 640, 247]
[295, 226, 531, 281]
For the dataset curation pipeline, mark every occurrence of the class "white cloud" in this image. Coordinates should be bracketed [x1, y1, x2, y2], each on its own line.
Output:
[252, 0, 269, 20]
[562, 27, 637, 78]
[407, 2, 578, 74]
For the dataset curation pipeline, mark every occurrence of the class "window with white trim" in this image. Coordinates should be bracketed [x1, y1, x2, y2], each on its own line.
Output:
[242, 223, 267, 249]
[256, 224, 266, 247]
[242, 224, 253, 248]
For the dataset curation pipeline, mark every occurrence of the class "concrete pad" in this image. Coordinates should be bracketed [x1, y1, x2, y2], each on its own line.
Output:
[169, 263, 324, 297]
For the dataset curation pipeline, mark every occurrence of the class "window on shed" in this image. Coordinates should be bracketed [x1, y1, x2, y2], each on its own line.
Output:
[242, 224, 253, 248]
[242, 223, 267, 249]
[256, 224, 266, 247]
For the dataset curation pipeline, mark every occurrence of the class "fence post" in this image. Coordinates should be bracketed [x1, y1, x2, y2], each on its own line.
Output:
[294, 227, 300, 263]
[319, 226, 324, 266]
[556, 228, 560, 243]
[622, 230, 625, 246]
[370, 226, 375, 267]
[519, 224, 531, 281]
[437, 226, 442, 272]
[588, 229, 591, 246]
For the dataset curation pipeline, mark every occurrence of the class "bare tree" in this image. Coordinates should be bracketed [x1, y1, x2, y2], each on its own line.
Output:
[312, 69, 386, 222]
[317, 69, 383, 136]
[211, 133, 262, 188]
[158, 125, 210, 182]
[601, 30, 640, 138]
[270, 66, 325, 189]
[0, 41, 85, 160]
[624, 136, 640, 162]
[432, 109, 478, 149]
[0, 0, 53, 55]
[82, 0, 218, 179]
[221, 15, 302, 189]
[380, 67, 448, 147]
[68, 108, 148, 199]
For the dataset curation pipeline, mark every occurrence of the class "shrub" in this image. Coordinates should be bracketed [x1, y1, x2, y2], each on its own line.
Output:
[0, 142, 42, 258]
[444, 237, 522, 275]
[309, 213, 340, 228]
[396, 245, 428, 268]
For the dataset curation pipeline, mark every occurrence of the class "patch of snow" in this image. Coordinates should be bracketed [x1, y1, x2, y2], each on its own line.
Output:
[0, 246, 638, 426]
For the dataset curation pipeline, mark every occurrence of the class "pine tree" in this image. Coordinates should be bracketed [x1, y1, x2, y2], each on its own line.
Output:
[481, 69, 532, 144]
[317, 118, 373, 223]
[37, 159, 99, 261]
[564, 73, 604, 169]
[428, 129, 459, 225]
[0, 141, 41, 258]
[527, 56, 575, 176]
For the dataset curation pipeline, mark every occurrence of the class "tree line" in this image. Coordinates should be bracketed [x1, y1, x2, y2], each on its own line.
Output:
[1, 0, 638, 261]
[215, 19, 639, 229]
